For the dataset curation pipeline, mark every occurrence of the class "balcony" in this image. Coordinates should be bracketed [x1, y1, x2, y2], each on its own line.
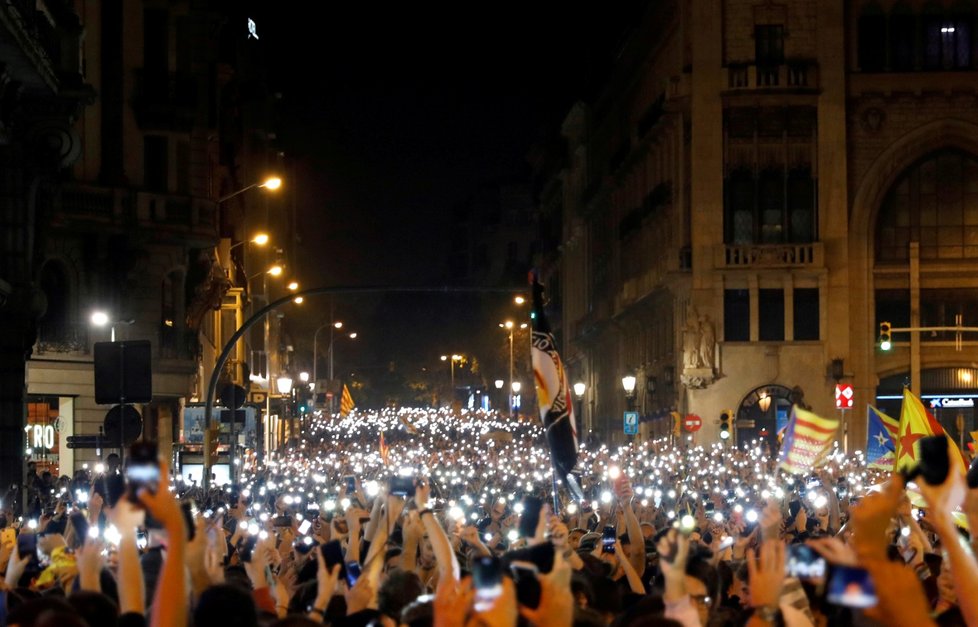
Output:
[726, 61, 819, 92]
[132, 69, 198, 131]
[715, 242, 823, 269]
[35, 323, 89, 356]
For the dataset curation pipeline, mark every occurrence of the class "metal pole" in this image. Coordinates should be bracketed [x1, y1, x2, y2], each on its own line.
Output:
[508, 331, 514, 418]
[328, 326, 334, 415]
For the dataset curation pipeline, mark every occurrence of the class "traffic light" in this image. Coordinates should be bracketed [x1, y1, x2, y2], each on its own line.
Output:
[205, 424, 220, 458]
[879, 321, 892, 351]
[719, 410, 732, 440]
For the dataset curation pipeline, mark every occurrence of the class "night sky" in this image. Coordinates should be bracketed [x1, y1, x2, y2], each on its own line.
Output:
[252, 3, 644, 398]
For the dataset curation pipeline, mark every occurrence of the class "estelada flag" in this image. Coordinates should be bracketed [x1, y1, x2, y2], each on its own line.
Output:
[379, 431, 389, 465]
[530, 272, 584, 500]
[866, 405, 897, 470]
[340, 384, 355, 417]
[896, 388, 967, 474]
[778, 406, 838, 475]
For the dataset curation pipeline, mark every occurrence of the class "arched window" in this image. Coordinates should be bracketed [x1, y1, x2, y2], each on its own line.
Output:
[876, 149, 978, 262]
[38, 262, 71, 344]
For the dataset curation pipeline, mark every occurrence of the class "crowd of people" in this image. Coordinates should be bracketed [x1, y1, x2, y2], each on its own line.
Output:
[1, 406, 977, 626]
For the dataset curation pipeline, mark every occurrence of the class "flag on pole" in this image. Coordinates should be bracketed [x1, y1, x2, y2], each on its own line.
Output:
[778, 406, 839, 475]
[530, 272, 584, 500]
[379, 431, 389, 465]
[339, 384, 355, 417]
[896, 388, 967, 474]
[866, 405, 897, 470]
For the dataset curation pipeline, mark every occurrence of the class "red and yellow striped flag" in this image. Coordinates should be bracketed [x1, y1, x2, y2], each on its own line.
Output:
[339, 384, 355, 417]
[778, 406, 838, 475]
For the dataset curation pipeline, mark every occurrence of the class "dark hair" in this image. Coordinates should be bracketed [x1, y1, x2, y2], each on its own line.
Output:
[194, 584, 259, 627]
[378, 569, 426, 619]
[6, 596, 76, 627]
[401, 595, 434, 627]
[68, 590, 119, 627]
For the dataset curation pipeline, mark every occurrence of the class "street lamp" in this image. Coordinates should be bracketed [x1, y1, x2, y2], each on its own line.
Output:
[229, 233, 270, 251]
[622, 374, 637, 411]
[573, 381, 586, 425]
[90, 310, 134, 342]
[276, 374, 294, 446]
[218, 176, 283, 203]
[313, 321, 357, 413]
[511, 381, 522, 416]
[500, 320, 527, 419]
[441, 354, 464, 396]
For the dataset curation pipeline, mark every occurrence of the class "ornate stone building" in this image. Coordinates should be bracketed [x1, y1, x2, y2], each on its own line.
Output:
[536, 0, 978, 449]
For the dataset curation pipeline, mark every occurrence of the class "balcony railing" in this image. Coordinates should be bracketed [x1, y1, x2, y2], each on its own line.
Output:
[726, 61, 819, 91]
[716, 242, 823, 269]
[35, 323, 89, 355]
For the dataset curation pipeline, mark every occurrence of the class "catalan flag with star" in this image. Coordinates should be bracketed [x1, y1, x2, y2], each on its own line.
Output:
[339, 384, 355, 417]
[866, 405, 897, 470]
[778, 406, 839, 475]
[895, 387, 967, 474]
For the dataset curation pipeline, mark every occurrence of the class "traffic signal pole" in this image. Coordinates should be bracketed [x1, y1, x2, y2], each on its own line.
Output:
[878, 319, 978, 394]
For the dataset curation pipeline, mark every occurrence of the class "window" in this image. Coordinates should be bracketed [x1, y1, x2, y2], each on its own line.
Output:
[890, 10, 917, 71]
[876, 149, 978, 261]
[923, 11, 973, 69]
[144, 136, 168, 192]
[759, 289, 785, 341]
[38, 262, 70, 343]
[793, 288, 819, 340]
[723, 107, 817, 245]
[858, 11, 887, 71]
[724, 290, 750, 341]
[755, 25, 785, 66]
[875, 289, 911, 330]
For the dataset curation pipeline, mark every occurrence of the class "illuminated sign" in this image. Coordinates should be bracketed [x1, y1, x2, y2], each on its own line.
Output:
[24, 424, 56, 450]
[929, 397, 975, 409]
[247, 18, 259, 40]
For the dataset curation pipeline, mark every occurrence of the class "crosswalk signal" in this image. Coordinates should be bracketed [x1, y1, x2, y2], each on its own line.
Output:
[719, 410, 732, 440]
[879, 321, 892, 351]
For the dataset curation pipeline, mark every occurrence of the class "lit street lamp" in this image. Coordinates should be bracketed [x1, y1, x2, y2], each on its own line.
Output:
[441, 354, 464, 398]
[313, 320, 358, 413]
[511, 381, 522, 416]
[499, 320, 527, 418]
[90, 310, 134, 342]
[622, 374, 637, 411]
[218, 176, 283, 203]
[573, 381, 586, 426]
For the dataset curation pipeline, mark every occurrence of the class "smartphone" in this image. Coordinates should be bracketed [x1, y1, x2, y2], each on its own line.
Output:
[826, 565, 877, 608]
[345, 560, 362, 587]
[501, 540, 555, 574]
[126, 441, 160, 503]
[916, 435, 951, 486]
[389, 476, 415, 498]
[16, 531, 38, 562]
[69, 512, 89, 546]
[293, 535, 318, 555]
[518, 496, 544, 539]
[238, 535, 258, 563]
[602, 525, 616, 554]
[320, 540, 348, 582]
[105, 473, 127, 509]
[180, 501, 196, 542]
[510, 561, 542, 609]
[969, 456, 978, 490]
[473, 556, 503, 611]
[786, 544, 826, 580]
[272, 515, 293, 528]
[344, 475, 357, 494]
[297, 519, 313, 535]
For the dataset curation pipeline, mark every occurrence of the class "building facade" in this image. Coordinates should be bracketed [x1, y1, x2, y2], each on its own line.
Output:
[17, 0, 286, 490]
[537, 0, 978, 450]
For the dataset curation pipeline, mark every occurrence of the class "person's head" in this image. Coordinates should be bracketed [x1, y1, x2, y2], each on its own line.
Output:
[194, 584, 259, 627]
[400, 593, 434, 627]
[106, 454, 120, 473]
[685, 550, 720, 626]
[384, 546, 403, 573]
[6, 595, 79, 627]
[377, 569, 425, 620]
[568, 527, 586, 549]
[67, 591, 119, 627]
[490, 501, 507, 521]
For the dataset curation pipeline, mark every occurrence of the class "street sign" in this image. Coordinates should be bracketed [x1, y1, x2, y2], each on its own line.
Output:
[834, 383, 854, 409]
[623, 411, 639, 435]
[684, 414, 703, 432]
[66, 434, 105, 449]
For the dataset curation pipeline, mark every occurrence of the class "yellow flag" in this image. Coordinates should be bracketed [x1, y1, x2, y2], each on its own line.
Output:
[340, 385, 355, 417]
[896, 388, 967, 475]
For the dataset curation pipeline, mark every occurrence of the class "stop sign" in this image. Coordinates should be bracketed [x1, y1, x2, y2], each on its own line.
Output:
[684, 414, 702, 432]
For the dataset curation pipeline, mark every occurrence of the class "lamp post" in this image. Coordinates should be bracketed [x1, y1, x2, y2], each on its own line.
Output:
[440, 354, 463, 402]
[90, 311, 134, 342]
[573, 381, 586, 429]
[622, 374, 637, 411]
[229, 233, 270, 252]
[218, 176, 282, 204]
[499, 321, 527, 418]
[509, 381, 523, 418]
[313, 321, 357, 412]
